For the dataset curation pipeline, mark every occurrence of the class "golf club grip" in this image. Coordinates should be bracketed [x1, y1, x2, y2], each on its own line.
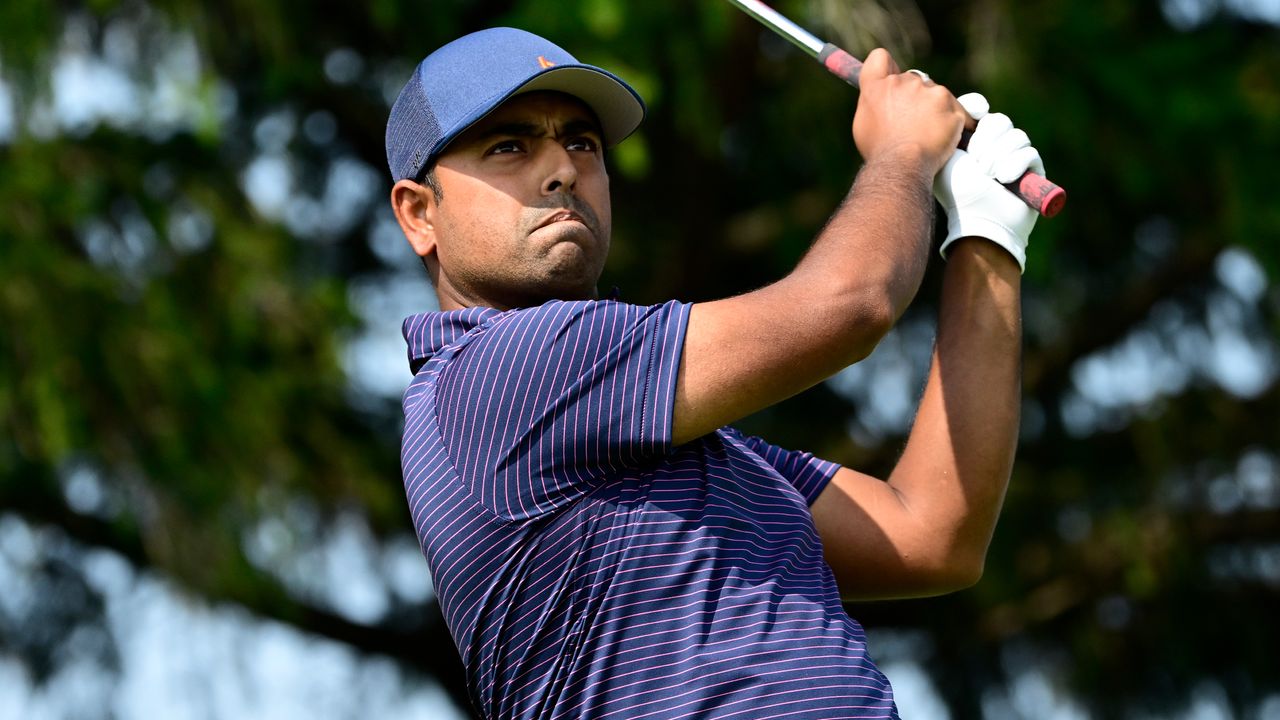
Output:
[960, 128, 1065, 217]
[818, 44, 863, 88]
[819, 43, 1065, 218]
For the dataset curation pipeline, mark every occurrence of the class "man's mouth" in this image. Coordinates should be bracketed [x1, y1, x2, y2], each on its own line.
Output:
[539, 210, 586, 228]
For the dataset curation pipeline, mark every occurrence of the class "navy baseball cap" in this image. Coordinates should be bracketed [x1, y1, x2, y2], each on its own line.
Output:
[385, 27, 646, 182]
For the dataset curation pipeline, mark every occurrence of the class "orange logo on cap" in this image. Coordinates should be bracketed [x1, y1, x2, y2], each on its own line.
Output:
[537, 56, 556, 69]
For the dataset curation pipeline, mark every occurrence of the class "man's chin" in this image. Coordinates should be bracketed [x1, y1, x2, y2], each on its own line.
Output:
[538, 233, 605, 277]
[518, 261, 601, 304]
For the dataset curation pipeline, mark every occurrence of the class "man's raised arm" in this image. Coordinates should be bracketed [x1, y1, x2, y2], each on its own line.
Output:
[673, 49, 967, 446]
[811, 96, 1045, 599]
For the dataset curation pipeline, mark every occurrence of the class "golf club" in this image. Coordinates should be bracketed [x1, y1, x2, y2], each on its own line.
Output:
[725, 0, 1066, 218]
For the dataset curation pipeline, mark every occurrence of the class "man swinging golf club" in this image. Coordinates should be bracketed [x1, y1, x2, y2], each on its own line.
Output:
[388, 25, 1043, 720]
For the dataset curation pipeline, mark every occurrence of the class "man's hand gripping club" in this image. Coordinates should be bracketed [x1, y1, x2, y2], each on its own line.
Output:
[934, 93, 1044, 271]
[852, 49, 968, 178]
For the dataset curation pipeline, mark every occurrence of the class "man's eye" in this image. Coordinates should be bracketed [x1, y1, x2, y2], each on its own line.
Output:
[566, 137, 599, 152]
[488, 140, 523, 155]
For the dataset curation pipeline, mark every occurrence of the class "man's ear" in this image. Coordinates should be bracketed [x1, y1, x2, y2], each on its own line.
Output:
[390, 179, 438, 259]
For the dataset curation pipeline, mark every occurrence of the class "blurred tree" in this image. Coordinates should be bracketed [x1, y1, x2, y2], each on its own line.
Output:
[1, 0, 1277, 717]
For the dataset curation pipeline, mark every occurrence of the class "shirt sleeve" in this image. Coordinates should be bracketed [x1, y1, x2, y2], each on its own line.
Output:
[736, 432, 841, 506]
[435, 299, 691, 522]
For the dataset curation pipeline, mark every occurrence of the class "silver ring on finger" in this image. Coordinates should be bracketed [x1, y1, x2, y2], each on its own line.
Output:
[906, 68, 931, 83]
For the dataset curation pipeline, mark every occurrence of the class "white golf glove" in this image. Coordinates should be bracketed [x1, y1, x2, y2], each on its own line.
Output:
[933, 93, 1044, 272]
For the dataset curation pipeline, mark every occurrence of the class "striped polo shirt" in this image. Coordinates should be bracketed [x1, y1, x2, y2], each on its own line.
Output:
[400, 299, 897, 719]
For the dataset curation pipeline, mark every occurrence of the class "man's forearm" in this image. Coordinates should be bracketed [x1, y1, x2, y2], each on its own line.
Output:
[672, 155, 941, 446]
[787, 151, 936, 332]
[887, 238, 1022, 582]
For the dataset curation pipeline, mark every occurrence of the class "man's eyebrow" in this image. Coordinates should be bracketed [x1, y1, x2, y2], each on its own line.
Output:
[475, 118, 603, 142]
[559, 118, 603, 137]
[475, 121, 541, 140]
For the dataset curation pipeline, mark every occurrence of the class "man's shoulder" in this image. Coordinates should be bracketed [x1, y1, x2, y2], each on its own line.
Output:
[456, 298, 687, 343]
[404, 297, 691, 415]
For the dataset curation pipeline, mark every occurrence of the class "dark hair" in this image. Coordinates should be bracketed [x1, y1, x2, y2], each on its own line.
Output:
[419, 163, 443, 203]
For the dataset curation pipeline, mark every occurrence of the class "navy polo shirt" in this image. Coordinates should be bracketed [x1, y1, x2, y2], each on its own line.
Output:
[400, 299, 897, 719]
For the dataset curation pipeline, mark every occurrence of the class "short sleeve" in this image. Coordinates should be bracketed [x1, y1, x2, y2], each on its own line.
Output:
[435, 299, 691, 522]
[736, 432, 840, 506]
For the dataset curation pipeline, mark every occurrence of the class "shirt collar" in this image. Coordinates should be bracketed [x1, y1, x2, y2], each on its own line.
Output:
[401, 288, 626, 372]
[401, 306, 503, 373]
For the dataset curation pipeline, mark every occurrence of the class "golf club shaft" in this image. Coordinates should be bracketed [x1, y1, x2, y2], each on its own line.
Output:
[724, 0, 1066, 218]
[726, 0, 826, 56]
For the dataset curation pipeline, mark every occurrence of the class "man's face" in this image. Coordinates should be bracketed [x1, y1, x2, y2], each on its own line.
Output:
[412, 91, 612, 310]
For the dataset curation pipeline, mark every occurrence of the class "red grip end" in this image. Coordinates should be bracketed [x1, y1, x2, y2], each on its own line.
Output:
[1040, 187, 1066, 218]
[1015, 171, 1067, 218]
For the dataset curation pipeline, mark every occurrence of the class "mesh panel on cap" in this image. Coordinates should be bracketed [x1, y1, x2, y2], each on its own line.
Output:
[386, 70, 443, 182]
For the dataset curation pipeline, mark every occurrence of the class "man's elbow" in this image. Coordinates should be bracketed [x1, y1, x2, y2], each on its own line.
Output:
[827, 287, 897, 363]
[935, 554, 985, 593]
[772, 273, 898, 366]
[834, 552, 985, 601]
[911, 548, 987, 596]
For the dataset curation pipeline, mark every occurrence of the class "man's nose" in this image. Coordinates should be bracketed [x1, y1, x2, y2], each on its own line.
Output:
[541, 143, 578, 196]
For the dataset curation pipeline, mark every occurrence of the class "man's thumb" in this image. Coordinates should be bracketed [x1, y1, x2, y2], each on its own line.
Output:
[860, 48, 898, 82]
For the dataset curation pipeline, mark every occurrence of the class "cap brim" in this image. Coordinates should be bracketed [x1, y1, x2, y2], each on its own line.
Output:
[513, 66, 646, 147]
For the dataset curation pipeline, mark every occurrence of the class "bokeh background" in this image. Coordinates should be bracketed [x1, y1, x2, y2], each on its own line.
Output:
[2, 0, 1278, 717]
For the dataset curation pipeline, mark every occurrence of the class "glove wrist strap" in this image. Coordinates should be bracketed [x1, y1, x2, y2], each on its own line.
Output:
[939, 219, 1027, 273]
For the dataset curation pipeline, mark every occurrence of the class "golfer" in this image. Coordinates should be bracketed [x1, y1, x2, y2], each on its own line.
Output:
[387, 27, 1042, 720]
